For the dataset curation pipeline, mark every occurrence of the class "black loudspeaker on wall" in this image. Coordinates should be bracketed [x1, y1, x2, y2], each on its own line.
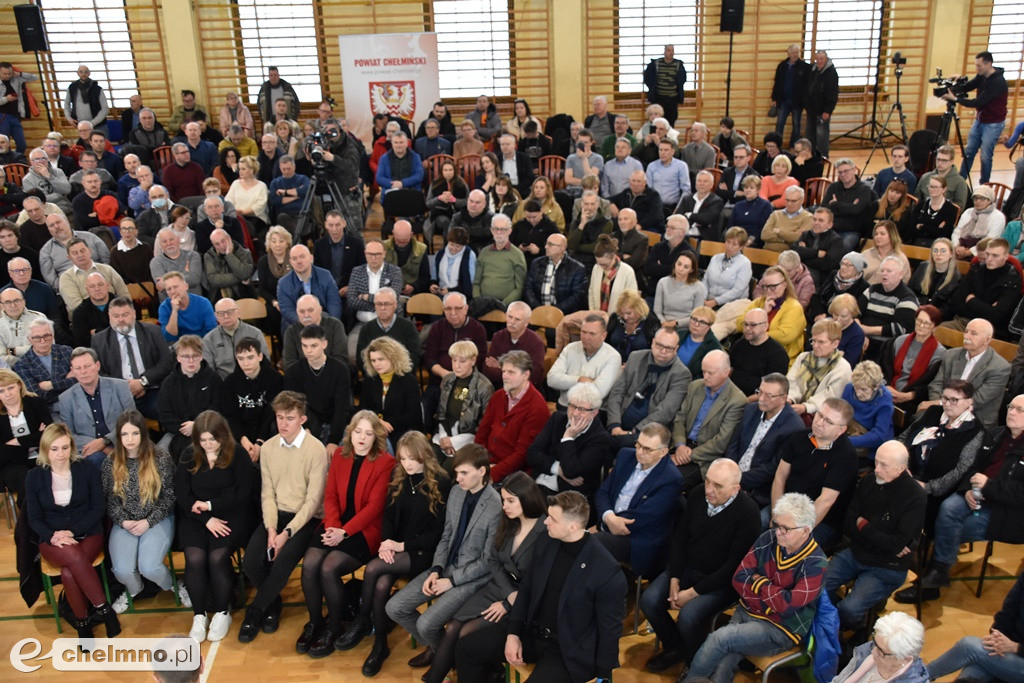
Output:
[720, 0, 745, 33]
[14, 4, 50, 52]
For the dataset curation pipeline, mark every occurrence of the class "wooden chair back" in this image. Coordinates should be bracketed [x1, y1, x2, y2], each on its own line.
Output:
[932, 325, 963, 349]
[537, 155, 567, 191]
[804, 177, 831, 207]
[152, 145, 174, 170]
[406, 292, 443, 316]
[424, 154, 456, 190]
[3, 163, 29, 187]
[457, 154, 481, 187]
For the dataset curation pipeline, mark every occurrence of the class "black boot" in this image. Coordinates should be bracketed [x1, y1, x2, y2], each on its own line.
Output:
[920, 562, 951, 589]
[74, 615, 95, 640]
[93, 603, 121, 638]
[238, 606, 264, 643]
[335, 614, 372, 651]
[362, 636, 391, 677]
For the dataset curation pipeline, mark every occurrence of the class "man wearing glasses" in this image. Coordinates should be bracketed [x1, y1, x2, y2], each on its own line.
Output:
[594, 423, 684, 580]
[473, 214, 526, 307]
[0, 286, 45, 367]
[725, 373, 805, 508]
[201, 297, 270, 379]
[606, 327, 690, 452]
[792, 206, 846, 285]
[727, 308, 790, 397]
[670, 349, 747, 490]
[914, 144, 970, 211]
[769, 396, 857, 547]
[12, 318, 75, 419]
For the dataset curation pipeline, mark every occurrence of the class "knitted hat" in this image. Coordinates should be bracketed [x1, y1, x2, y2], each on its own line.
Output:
[841, 251, 867, 273]
[972, 185, 995, 201]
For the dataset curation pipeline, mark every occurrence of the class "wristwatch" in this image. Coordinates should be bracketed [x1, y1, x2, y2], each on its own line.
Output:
[140, 376, 149, 387]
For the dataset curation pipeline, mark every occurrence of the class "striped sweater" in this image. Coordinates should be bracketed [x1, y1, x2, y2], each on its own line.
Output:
[732, 530, 827, 644]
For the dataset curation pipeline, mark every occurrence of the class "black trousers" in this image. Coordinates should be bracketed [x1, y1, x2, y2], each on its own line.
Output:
[649, 94, 680, 127]
[243, 510, 320, 611]
[455, 620, 572, 683]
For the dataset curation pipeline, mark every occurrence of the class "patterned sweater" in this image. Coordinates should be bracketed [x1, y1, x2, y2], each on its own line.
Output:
[733, 529, 827, 644]
[101, 449, 176, 527]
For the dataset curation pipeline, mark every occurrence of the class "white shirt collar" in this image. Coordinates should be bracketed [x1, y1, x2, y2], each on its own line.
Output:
[279, 428, 308, 449]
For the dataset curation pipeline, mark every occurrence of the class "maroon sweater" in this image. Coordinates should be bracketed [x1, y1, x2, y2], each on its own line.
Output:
[474, 384, 550, 482]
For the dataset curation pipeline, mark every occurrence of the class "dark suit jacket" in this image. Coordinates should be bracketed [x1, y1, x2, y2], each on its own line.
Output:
[523, 255, 588, 314]
[595, 449, 683, 576]
[611, 187, 665, 233]
[508, 533, 627, 683]
[312, 234, 366, 287]
[526, 411, 613, 499]
[492, 151, 536, 197]
[674, 192, 725, 240]
[92, 322, 175, 388]
[0, 395, 51, 469]
[194, 215, 245, 255]
[716, 166, 760, 204]
[725, 403, 805, 506]
[25, 460, 104, 540]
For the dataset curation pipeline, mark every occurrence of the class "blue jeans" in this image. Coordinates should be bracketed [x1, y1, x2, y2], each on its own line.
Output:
[685, 607, 795, 683]
[823, 548, 906, 629]
[109, 515, 175, 596]
[775, 103, 803, 148]
[927, 635, 1024, 681]
[932, 492, 990, 566]
[961, 120, 1005, 185]
[639, 570, 736, 661]
[0, 113, 26, 153]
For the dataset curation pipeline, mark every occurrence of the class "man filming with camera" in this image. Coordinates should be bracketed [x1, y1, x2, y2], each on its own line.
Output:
[311, 117, 365, 234]
[941, 51, 1007, 185]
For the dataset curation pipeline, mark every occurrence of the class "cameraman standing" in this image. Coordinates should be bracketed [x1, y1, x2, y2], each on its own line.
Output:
[943, 51, 1007, 185]
[317, 118, 365, 235]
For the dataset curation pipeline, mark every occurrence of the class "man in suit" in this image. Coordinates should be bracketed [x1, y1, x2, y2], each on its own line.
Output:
[594, 423, 684, 579]
[675, 170, 726, 240]
[276, 244, 343, 335]
[455, 491, 627, 683]
[385, 444, 502, 671]
[311, 210, 365, 298]
[13, 318, 76, 420]
[717, 143, 760, 209]
[497, 133, 536, 198]
[725, 373, 805, 508]
[528, 382, 614, 502]
[522, 233, 588, 315]
[671, 349, 748, 490]
[606, 328, 691, 451]
[92, 297, 174, 419]
[920, 318, 1011, 427]
[58, 347, 135, 466]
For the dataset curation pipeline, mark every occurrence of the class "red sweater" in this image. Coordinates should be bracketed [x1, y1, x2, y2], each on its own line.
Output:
[322, 448, 395, 554]
[162, 161, 207, 203]
[474, 384, 550, 482]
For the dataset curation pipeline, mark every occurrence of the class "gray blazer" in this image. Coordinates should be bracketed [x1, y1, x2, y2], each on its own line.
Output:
[927, 347, 1011, 427]
[605, 350, 691, 430]
[671, 378, 748, 474]
[433, 483, 502, 587]
[58, 377, 136, 448]
[435, 370, 495, 434]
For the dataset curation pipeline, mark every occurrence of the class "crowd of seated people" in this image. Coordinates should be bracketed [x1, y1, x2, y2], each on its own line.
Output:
[7, 55, 1024, 683]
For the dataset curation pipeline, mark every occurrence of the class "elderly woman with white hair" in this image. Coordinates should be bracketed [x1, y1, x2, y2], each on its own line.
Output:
[685, 492, 827, 682]
[832, 612, 928, 682]
[840, 360, 893, 458]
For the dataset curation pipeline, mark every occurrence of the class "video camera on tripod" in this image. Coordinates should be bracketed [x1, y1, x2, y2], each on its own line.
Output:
[305, 127, 341, 164]
[929, 68, 969, 101]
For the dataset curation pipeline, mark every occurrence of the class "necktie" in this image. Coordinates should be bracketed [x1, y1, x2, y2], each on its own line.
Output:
[122, 333, 141, 379]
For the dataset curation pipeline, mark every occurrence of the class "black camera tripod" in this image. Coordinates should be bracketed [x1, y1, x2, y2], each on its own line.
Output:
[292, 163, 352, 243]
[864, 58, 910, 171]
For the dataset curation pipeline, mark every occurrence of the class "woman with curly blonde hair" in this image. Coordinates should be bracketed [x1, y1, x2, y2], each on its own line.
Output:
[103, 409, 183, 613]
[298, 410, 395, 658]
[360, 336, 423, 446]
[336, 430, 451, 670]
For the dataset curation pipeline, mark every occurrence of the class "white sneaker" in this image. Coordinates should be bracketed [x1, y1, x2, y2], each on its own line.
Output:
[112, 591, 131, 614]
[207, 611, 232, 642]
[189, 614, 208, 643]
[175, 582, 192, 609]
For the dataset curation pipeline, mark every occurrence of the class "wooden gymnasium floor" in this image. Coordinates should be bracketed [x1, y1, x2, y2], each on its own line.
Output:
[0, 148, 1021, 681]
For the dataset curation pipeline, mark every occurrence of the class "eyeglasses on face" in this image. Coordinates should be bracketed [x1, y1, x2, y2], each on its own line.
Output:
[814, 411, 843, 427]
[754, 388, 785, 400]
[940, 395, 965, 404]
[567, 403, 596, 413]
[634, 442, 665, 455]
[770, 521, 805, 534]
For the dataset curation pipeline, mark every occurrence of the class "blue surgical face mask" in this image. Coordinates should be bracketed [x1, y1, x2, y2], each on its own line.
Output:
[152, 198, 167, 209]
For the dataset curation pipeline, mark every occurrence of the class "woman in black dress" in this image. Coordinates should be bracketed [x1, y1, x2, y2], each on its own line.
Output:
[0, 369, 51, 504]
[334, 431, 450, 676]
[360, 335, 423, 448]
[427, 471, 547, 683]
[174, 410, 254, 643]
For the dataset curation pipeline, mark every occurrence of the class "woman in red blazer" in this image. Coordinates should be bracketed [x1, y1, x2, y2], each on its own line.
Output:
[297, 410, 395, 659]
